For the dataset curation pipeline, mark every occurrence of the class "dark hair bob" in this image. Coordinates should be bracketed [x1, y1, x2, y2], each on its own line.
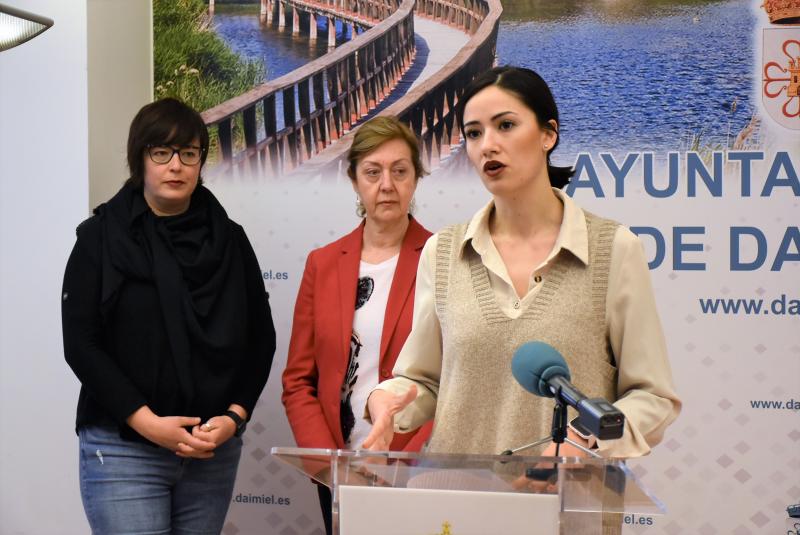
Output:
[456, 66, 574, 189]
[125, 98, 209, 188]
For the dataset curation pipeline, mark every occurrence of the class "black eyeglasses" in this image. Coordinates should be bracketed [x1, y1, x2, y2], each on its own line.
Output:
[146, 145, 204, 166]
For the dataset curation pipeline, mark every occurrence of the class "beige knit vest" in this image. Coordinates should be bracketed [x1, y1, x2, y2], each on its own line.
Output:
[427, 212, 619, 455]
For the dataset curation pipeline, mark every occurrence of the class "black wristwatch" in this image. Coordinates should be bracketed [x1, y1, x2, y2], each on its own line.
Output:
[224, 410, 247, 437]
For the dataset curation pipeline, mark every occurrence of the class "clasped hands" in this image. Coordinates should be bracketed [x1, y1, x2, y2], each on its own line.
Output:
[126, 405, 243, 459]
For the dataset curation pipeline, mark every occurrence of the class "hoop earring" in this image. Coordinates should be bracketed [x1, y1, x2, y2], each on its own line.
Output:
[355, 196, 366, 218]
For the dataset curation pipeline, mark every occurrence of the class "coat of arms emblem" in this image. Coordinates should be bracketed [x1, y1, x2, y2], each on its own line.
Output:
[761, 1, 800, 129]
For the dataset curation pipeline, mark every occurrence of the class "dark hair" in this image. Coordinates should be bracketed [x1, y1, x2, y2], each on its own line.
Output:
[456, 66, 574, 189]
[125, 98, 210, 188]
[346, 116, 427, 182]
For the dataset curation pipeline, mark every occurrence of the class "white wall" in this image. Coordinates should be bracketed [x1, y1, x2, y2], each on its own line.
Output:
[88, 0, 152, 210]
[0, 1, 90, 533]
[0, 1, 151, 532]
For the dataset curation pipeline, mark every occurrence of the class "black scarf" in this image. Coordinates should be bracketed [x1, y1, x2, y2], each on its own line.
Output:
[95, 183, 242, 407]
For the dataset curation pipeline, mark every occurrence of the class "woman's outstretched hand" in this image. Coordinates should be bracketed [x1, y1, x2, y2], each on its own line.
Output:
[362, 385, 418, 451]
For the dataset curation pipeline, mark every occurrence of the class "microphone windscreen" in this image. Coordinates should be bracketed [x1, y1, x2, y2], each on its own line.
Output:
[511, 341, 571, 398]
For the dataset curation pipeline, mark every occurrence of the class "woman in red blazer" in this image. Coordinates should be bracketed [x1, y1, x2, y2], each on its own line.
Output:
[282, 116, 433, 535]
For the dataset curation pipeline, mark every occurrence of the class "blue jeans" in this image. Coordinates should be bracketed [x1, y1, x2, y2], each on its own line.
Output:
[78, 425, 242, 535]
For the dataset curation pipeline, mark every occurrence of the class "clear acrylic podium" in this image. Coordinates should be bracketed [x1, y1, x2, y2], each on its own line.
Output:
[272, 447, 665, 535]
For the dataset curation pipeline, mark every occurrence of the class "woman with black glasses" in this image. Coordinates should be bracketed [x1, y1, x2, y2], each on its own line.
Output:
[61, 98, 276, 534]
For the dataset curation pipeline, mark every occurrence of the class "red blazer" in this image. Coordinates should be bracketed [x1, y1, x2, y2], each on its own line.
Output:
[282, 217, 433, 451]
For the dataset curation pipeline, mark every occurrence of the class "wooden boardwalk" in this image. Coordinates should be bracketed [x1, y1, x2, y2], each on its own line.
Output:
[202, 0, 502, 178]
[354, 16, 469, 125]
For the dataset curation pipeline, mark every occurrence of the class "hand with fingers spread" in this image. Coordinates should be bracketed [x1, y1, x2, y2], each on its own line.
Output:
[362, 385, 418, 451]
[126, 406, 217, 458]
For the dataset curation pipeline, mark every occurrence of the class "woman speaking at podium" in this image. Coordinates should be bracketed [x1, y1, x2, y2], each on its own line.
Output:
[62, 98, 276, 534]
[282, 116, 433, 535]
[364, 67, 681, 462]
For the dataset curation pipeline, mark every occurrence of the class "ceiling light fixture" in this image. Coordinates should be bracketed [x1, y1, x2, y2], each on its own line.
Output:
[0, 3, 54, 52]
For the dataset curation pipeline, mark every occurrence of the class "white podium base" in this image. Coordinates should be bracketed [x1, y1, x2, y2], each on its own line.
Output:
[339, 485, 559, 535]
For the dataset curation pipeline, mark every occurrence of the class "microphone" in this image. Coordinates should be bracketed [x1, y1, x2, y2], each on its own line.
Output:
[511, 341, 625, 440]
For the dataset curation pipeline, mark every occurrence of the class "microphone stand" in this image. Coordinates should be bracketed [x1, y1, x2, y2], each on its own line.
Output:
[502, 387, 601, 459]
[501, 389, 601, 482]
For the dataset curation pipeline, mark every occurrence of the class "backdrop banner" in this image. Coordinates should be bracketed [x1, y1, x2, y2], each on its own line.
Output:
[153, 0, 799, 533]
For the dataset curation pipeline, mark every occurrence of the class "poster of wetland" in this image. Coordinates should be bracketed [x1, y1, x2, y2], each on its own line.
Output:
[154, 0, 760, 178]
[151, 2, 800, 534]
